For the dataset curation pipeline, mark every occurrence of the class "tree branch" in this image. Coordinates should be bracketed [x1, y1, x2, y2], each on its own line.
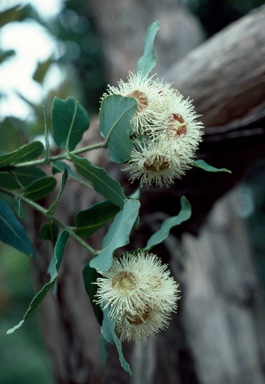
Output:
[165, 5, 265, 128]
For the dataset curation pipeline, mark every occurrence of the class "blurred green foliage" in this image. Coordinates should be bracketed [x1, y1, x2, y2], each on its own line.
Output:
[53, 0, 106, 112]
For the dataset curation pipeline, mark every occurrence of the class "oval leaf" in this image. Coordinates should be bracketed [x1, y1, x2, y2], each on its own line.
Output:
[90, 199, 140, 272]
[82, 264, 103, 325]
[39, 222, 59, 247]
[7, 231, 69, 334]
[0, 141, 44, 167]
[192, 159, 231, 173]
[52, 97, 90, 151]
[0, 172, 20, 189]
[101, 307, 132, 374]
[136, 20, 160, 76]
[75, 200, 120, 238]
[14, 167, 47, 187]
[70, 154, 126, 209]
[100, 95, 138, 163]
[145, 196, 192, 251]
[47, 168, 68, 214]
[0, 198, 35, 257]
[23, 176, 57, 201]
[0, 167, 47, 190]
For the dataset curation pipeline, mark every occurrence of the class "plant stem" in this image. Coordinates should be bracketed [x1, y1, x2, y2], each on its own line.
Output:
[12, 140, 107, 168]
[0, 187, 97, 256]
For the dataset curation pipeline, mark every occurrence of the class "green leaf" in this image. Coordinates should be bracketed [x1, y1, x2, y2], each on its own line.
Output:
[47, 168, 68, 214]
[13, 167, 47, 187]
[23, 176, 57, 201]
[100, 95, 138, 163]
[0, 198, 35, 257]
[75, 200, 120, 238]
[52, 160, 69, 174]
[90, 199, 140, 272]
[101, 309, 115, 344]
[47, 231, 69, 277]
[52, 160, 93, 189]
[0, 167, 47, 190]
[70, 154, 126, 209]
[39, 222, 59, 247]
[101, 308, 132, 374]
[52, 97, 90, 151]
[53, 160, 85, 182]
[0, 172, 20, 189]
[136, 20, 160, 76]
[0, 141, 44, 167]
[82, 263, 103, 325]
[145, 196, 192, 251]
[7, 231, 69, 334]
[192, 159, 231, 173]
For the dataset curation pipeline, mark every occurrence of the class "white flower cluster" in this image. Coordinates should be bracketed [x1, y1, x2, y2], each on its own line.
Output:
[103, 71, 203, 187]
[95, 251, 180, 342]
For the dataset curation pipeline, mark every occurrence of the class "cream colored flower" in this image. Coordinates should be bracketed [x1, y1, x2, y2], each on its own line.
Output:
[102, 71, 171, 135]
[95, 251, 180, 342]
[116, 305, 172, 343]
[102, 70, 204, 187]
[164, 91, 204, 153]
[124, 136, 191, 187]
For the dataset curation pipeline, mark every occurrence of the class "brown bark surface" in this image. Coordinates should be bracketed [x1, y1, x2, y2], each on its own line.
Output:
[165, 6, 265, 127]
[136, 5, 265, 235]
[31, 3, 265, 384]
[179, 192, 265, 384]
[130, 191, 265, 384]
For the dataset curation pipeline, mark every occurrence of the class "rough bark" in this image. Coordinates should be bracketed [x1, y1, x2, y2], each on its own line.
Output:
[129, 5, 265, 235]
[130, 190, 265, 384]
[165, 6, 265, 127]
[30, 3, 265, 384]
[180, 191, 265, 384]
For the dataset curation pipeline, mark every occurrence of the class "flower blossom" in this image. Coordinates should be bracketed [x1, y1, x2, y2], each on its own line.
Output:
[102, 71, 204, 187]
[124, 136, 190, 187]
[95, 251, 180, 342]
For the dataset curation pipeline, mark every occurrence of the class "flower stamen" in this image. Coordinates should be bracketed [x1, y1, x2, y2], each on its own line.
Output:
[112, 271, 135, 292]
[144, 156, 169, 172]
[127, 309, 150, 325]
[168, 113, 187, 137]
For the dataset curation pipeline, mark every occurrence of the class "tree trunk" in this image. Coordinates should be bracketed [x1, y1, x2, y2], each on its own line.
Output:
[31, 2, 265, 384]
[164, 6, 265, 127]
[87, 0, 205, 83]
[179, 190, 265, 384]
[130, 190, 265, 384]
